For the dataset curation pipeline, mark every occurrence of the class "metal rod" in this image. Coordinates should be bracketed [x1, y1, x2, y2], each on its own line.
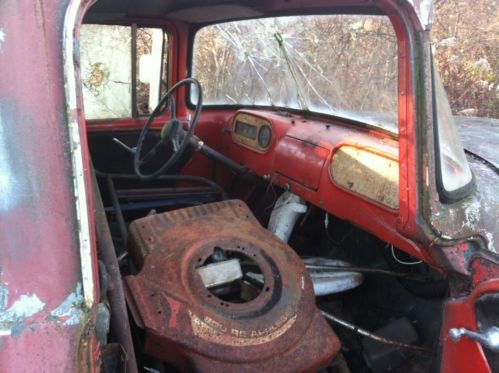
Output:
[306, 265, 428, 282]
[95, 170, 228, 200]
[190, 136, 249, 176]
[131, 24, 138, 118]
[320, 310, 431, 353]
[106, 176, 128, 247]
[92, 168, 138, 373]
[116, 186, 219, 200]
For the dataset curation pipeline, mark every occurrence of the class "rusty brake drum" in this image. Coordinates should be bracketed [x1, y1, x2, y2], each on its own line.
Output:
[124, 200, 340, 371]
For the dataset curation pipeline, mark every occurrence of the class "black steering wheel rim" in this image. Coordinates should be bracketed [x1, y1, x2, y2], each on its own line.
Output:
[134, 78, 203, 179]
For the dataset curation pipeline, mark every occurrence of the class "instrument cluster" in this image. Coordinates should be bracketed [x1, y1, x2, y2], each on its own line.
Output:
[232, 112, 273, 152]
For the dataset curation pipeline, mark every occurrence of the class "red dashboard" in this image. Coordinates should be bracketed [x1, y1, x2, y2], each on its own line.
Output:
[220, 109, 422, 259]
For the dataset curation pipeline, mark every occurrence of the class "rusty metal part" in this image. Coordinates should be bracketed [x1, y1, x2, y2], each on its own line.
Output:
[320, 310, 431, 353]
[95, 170, 228, 199]
[106, 176, 128, 245]
[92, 169, 138, 373]
[116, 186, 221, 200]
[101, 343, 126, 373]
[124, 200, 340, 371]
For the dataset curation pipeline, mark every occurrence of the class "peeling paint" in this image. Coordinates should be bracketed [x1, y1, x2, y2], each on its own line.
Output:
[0, 293, 45, 336]
[50, 282, 84, 325]
[0, 283, 87, 337]
[63, 1, 95, 308]
[485, 232, 495, 252]
[0, 283, 8, 311]
[463, 200, 481, 227]
[0, 294, 44, 321]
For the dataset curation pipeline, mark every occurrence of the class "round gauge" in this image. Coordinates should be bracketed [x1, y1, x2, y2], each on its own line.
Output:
[258, 126, 272, 149]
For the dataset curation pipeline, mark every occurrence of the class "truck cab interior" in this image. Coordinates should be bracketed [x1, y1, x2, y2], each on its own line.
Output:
[80, 1, 453, 372]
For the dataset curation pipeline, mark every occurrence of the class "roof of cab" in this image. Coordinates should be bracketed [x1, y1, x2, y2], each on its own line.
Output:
[83, 0, 434, 30]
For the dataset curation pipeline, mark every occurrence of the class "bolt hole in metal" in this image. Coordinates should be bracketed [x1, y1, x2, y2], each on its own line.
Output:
[196, 247, 266, 304]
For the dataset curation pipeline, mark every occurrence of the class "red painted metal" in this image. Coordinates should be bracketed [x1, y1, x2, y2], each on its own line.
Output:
[0, 0, 98, 371]
[440, 280, 499, 373]
[124, 200, 340, 371]
[470, 255, 499, 288]
[274, 136, 329, 190]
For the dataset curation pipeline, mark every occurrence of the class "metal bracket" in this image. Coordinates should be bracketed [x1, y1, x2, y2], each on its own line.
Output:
[449, 326, 499, 352]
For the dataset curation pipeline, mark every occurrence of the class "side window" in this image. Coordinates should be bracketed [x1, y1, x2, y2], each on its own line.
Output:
[80, 24, 169, 120]
[136, 28, 169, 116]
[81, 25, 132, 119]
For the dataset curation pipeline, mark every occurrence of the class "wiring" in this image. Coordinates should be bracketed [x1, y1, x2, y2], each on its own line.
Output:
[263, 178, 278, 215]
[321, 310, 431, 353]
[390, 244, 423, 265]
[324, 212, 353, 246]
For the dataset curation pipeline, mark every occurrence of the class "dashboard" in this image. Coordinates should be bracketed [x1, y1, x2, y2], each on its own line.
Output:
[223, 109, 418, 256]
[228, 109, 398, 207]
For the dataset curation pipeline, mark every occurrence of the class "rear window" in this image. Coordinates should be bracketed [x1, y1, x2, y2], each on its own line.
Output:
[192, 15, 398, 130]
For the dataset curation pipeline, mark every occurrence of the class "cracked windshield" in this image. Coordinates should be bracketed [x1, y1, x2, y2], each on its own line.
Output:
[192, 15, 398, 132]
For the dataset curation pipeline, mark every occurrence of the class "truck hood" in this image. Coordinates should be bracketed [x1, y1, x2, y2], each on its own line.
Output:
[455, 116, 498, 253]
[455, 116, 499, 169]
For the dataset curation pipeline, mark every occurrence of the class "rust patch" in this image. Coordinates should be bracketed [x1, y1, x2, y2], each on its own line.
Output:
[124, 200, 340, 371]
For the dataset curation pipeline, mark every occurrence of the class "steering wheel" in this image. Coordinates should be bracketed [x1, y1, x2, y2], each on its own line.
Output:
[134, 78, 203, 179]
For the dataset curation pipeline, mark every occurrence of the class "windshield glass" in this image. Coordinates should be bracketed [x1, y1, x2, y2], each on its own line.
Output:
[192, 15, 398, 132]
[434, 65, 473, 194]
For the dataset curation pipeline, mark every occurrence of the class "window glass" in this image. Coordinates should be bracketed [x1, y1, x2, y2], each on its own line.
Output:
[136, 28, 168, 115]
[81, 25, 132, 119]
[434, 65, 473, 194]
[80, 25, 168, 120]
[192, 15, 398, 131]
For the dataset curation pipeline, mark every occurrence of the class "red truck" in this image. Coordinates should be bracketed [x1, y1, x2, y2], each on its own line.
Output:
[0, 0, 497, 372]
